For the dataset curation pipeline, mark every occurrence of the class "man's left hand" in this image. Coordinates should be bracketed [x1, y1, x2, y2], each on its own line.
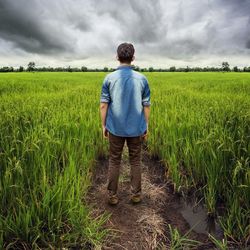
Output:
[142, 129, 149, 141]
[102, 126, 109, 139]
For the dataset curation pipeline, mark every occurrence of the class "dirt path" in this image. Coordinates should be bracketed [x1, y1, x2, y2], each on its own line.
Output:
[87, 146, 212, 250]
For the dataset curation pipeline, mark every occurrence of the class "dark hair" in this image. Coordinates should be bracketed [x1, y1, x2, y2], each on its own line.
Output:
[117, 43, 135, 63]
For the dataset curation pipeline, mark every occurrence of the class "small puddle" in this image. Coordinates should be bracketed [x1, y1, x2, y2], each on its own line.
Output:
[179, 198, 224, 239]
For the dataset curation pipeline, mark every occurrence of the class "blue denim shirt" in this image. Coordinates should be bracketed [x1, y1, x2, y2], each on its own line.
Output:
[100, 65, 151, 137]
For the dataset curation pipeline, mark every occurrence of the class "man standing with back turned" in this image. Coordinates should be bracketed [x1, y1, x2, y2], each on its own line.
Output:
[100, 43, 151, 205]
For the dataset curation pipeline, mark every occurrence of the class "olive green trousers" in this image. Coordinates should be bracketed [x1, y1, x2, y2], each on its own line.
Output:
[107, 132, 142, 197]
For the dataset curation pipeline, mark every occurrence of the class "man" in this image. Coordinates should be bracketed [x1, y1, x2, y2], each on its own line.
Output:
[100, 42, 151, 205]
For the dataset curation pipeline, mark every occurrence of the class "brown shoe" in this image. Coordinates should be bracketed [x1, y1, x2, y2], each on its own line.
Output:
[131, 194, 141, 204]
[108, 195, 118, 205]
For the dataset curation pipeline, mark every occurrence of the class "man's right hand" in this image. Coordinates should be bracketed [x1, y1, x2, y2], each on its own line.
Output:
[142, 124, 149, 140]
[102, 126, 109, 139]
[142, 130, 149, 140]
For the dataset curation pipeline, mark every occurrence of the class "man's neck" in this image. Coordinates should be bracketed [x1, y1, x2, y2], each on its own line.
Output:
[119, 63, 131, 67]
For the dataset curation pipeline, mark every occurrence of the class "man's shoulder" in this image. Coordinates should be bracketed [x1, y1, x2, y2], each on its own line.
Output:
[131, 70, 147, 81]
[103, 69, 148, 82]
[103, 70, 119, 82]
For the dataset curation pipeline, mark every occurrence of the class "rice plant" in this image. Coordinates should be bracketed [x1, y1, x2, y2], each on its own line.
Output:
[147, 72, 250, 246]
[0, 72, 109, 248]
[166, 224, 201, 249]
[0, 72, 249, 247]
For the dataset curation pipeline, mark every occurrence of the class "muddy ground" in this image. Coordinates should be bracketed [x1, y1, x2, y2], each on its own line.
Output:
[86, 146, 215, 250]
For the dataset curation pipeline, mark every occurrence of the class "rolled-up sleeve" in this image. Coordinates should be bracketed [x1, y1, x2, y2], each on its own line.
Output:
[142, 79, 151, 106]
[100, 76, 111, 103]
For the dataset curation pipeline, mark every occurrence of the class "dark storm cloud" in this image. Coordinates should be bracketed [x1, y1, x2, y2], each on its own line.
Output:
[157, 0, 250, 59]
[247, 40, 250, 49]
[96, 0, 167, 44]
[0, 0, 90, 55]
[0, 0, 249, 65]
[245, 15, 250, 49]
[215, 0, 250, 50]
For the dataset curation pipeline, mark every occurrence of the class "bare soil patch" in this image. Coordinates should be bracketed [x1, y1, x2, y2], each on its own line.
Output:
[86, 147, 213, 249]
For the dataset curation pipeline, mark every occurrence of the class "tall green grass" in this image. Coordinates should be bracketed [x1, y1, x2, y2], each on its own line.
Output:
[147, 72, 250, 246]
[0, 73, 108, 248]
[0, 72, 249, 247]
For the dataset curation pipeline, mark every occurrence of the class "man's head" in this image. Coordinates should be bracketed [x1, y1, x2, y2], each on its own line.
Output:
[117, 43, 135, 64]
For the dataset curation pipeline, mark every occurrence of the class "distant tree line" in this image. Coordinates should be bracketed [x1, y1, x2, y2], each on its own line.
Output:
[1, 61, 250, 73]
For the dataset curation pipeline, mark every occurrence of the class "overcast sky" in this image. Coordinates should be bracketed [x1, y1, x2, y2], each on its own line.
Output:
[0, 0, 249, 68]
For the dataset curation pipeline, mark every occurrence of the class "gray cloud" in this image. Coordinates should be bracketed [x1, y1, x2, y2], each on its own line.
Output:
[247, 40, 250, 49]
[0, 0, 249, 67]
[101, 0, 167, 44]
[0, 1, 70, 54]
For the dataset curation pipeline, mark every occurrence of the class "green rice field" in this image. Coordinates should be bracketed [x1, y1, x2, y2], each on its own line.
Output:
[0, 72, 249, 248]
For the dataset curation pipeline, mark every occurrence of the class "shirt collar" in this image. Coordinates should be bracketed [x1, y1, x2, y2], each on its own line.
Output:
[117, 65, 133, 70]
